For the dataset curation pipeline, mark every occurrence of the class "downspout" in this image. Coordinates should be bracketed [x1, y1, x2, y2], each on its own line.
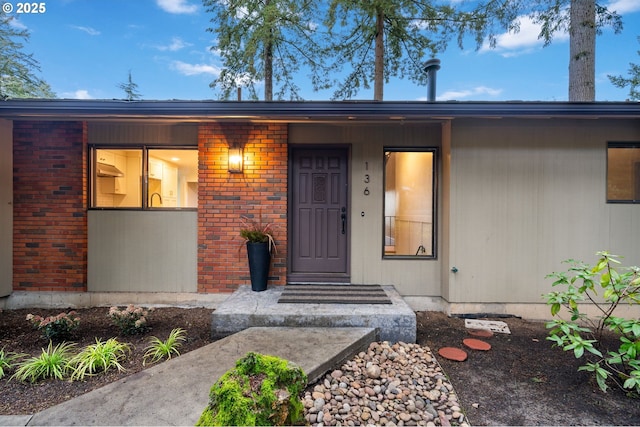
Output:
[424, 58, 441, 102]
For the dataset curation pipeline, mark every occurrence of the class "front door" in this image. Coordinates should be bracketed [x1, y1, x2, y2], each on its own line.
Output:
[289, 147, 349, 283]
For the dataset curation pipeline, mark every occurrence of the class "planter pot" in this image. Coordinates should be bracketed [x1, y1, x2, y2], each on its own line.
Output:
[246, 242, 271, 292]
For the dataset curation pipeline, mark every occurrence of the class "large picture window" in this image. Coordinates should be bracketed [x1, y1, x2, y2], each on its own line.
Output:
[607, 143, 640, 203]
[383, 148, 437, 258]
[91, 147, 198, 209]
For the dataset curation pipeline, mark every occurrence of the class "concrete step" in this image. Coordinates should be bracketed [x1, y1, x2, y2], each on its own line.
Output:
[212, 285, 417, 344]
[23, 327, 376, 426]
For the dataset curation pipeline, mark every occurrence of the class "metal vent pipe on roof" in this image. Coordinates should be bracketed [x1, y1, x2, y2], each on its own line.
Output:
[424, 58, 441, 102]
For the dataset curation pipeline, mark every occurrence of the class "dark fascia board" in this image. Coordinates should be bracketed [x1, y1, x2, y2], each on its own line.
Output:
[1, 99, 640, 121]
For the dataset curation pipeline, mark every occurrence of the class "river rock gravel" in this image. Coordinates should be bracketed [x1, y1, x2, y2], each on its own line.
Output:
[303, 341, 469, 426]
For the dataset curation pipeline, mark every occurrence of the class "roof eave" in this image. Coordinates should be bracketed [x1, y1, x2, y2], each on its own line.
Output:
[1, 99, 639, 122]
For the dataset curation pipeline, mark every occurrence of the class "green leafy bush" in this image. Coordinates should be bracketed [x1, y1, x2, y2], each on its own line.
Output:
[26, 311, 80, 340]
[68, 338, 131, 381]
[544, 251, 640, 394]
[143, 328, 187, 366]
[12, 341, 76, 383]
[0, 347, 25, 379]
[108, 305, 153, 335]
[197, 352, 307, 426]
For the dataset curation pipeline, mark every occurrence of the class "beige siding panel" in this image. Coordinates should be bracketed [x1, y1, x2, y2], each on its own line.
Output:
[88, 123, 198, 145]
[609, 205, 640, 257]
[88, 210, 197, 292]
[289, 123, 442, 296]
[449, 119, 640, 304]
[0, 119, 12, 297]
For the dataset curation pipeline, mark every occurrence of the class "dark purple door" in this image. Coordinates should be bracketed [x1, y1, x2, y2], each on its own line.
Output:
[290, 147, 349, 281]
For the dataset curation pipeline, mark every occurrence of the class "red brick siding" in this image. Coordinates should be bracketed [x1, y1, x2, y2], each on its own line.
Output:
[198, 123, 288, 292]
[13, 121, 87, 292]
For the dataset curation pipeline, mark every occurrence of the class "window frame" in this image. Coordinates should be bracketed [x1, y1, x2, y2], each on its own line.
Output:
[89, 145, 198, 211]
[606, 142, 640, 204]
[382, 147, 438, 260]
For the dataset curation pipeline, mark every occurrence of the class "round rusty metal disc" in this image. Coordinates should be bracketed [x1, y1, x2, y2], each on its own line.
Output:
[463, 338, 492, 351]
[468, 328, 494, 338]
[438, 347, 468, 362]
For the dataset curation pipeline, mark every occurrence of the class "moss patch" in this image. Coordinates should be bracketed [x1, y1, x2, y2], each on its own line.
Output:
[196, 352, 307, 426]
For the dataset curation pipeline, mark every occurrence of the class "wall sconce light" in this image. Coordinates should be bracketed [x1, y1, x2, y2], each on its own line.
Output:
[228, 145, 243, 173]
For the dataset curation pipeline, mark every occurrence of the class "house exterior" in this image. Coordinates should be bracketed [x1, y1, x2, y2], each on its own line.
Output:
[1, 99, 639, 319]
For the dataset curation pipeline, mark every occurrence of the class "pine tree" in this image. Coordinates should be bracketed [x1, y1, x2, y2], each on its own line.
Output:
[608, 37, 640, 101]
[529, 0, 622, 101]
[323, 0, 519, 100]
[117, 71, 142, 101]
[0, 15, 55, 99]
[203, 0, 329, 101]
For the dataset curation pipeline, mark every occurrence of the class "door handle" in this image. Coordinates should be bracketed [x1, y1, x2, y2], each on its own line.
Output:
[341, 207, 346, 234]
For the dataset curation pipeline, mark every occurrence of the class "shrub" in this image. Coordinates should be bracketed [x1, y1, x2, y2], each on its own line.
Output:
[68, 338, 131, 381]
[544, 251, 640, 394]
[0, 347, 25, 379]
[108, 305, 153, 335]
[143, 328, 187, 366]
[12, 341, 76, 383]
[197, 352, 307, 426]
[26, 311, 80, 340]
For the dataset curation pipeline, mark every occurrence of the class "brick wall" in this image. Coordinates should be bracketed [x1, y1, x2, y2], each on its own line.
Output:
[198, 123, 288, 292]
[13, 121, 88, 292]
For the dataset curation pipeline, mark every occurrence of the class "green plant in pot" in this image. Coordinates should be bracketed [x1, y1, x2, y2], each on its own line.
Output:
[240, 212, 277, 292]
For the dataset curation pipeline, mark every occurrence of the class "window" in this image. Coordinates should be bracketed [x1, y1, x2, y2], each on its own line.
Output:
[91, 147, 198, 209]
[384, 148, 437, 258]
[607, 143, 640, 203]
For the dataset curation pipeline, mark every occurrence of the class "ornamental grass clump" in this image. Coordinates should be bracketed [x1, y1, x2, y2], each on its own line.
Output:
[108, 305, 153, 335]
[68, 338, 131, 381]
[544, 251, 640, 395]
[26, 311, 80, 341]
[12, 341, 76, 383]
[197, 352, 307, 426]
[143, 328, 187, 366]
[0, 347, 25, 379]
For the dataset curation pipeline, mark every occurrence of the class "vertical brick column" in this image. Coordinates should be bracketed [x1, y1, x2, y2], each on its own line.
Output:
[198, 123, 287, 292]
[13, 121, 87, 292]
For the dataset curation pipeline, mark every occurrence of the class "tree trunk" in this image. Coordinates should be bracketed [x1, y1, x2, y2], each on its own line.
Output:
[264, 0, 273, 101]
[264, 40, 273, 101]
[374, 8, 384, 101]
[569, 0, 596, 101]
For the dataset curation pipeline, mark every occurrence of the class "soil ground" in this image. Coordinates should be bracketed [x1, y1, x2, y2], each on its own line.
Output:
[417, 312, 640, 426]
[1, 307, 639, 425]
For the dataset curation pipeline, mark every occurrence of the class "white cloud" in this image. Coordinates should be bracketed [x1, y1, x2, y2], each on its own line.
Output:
[71, 25, 100, 36]
[7, 17, 27, 30]
[156, 37, 191, 52]
[61, 90, 93, 99]
[607, 0, 640, 14]
[156, 0, 198, 14]
[480, 15, 568, 57]
[436, 86, 503, 101]
[480, 0, 637, 58]
[171, 61, 220, 76]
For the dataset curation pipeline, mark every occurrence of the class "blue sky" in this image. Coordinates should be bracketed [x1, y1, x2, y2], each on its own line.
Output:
[7, 0, 640, 101]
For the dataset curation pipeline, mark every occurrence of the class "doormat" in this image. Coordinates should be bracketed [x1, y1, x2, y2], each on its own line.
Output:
[278, 284, 392, 304]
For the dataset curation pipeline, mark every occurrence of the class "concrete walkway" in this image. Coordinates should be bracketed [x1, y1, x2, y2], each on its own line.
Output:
[1, 327, 376, 426]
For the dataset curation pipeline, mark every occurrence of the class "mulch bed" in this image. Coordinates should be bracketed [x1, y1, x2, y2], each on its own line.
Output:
[1, 307, 639, 426]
